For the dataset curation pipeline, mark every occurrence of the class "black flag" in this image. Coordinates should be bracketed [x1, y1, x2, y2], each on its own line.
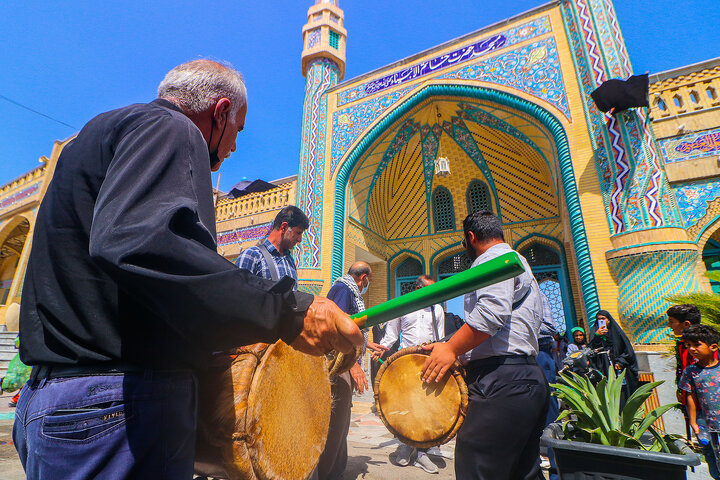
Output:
[591, 74, 649, 114]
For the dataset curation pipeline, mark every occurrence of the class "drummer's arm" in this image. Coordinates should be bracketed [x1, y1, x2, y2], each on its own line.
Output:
[420, 324, 490, 383]
[421, 280, 511, 383]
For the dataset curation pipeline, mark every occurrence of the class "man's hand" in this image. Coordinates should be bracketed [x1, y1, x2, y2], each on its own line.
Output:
[350, 362, 368, 394]
[420, 342, 458, 383]
[290, 296, 364, 356]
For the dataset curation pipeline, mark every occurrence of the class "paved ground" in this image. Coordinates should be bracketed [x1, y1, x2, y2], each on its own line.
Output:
[0, 388, 714, 479]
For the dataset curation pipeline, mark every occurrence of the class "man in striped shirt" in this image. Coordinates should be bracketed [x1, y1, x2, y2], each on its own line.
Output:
[234, 206, 308, 286]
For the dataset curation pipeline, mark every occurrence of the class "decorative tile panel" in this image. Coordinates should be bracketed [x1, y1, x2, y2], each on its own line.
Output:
[330, 37, 569, 176]
[659, 128, 720, 163]
[673, 179, 720, 229]
[335, 16, 552, 107]
[217, 222, 271, 246]
[0, 181, 40, 214]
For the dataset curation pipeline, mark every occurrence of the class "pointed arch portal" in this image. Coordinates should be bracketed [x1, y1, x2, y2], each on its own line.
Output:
[333, 84, 599, 318]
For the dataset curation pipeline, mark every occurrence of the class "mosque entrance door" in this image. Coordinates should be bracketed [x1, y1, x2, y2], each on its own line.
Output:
[519, 243, 574, 334]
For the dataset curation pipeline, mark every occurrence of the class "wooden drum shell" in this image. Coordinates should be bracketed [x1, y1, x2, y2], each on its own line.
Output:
[195, 341, 331, 480]
[373, 346, 468, 449]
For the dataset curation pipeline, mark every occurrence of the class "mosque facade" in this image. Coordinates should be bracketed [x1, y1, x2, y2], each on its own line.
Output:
[0, 0, 719, 346]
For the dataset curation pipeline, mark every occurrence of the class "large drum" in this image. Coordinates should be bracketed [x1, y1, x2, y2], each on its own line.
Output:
[195, 341, 332, 480]
[373, 346, 468, 448]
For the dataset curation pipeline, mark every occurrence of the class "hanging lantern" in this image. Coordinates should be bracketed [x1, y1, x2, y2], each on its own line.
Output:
[434, 105, 450, 177]
[434, 156, 450, 177]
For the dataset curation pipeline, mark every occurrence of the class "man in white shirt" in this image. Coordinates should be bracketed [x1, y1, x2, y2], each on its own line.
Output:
[370, 275, 444, 474]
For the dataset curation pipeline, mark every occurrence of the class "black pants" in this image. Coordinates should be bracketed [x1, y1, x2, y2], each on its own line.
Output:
[455, 362, 549, 480]
[317, 372, 352, 480]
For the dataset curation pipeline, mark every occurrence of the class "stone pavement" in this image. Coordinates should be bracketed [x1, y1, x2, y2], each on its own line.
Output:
[342, 388, 456, 479]
[0, 388, 715, 479]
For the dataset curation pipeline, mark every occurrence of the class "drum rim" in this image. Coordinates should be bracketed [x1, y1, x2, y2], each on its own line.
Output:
[373, 345, 469, 449]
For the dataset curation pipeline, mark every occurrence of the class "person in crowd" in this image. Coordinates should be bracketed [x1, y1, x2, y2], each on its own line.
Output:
[566, 327, 588, 355]
[589, 310, 640, 402]
[680, 324, 720, 476]
[317, 262, 372, 480]
[552, 332, 569, 371]
[536, 293, 559, 478]
[13, 59, 363, 480]
[420, 211, 549, 480]
[668, 304, 719, 479]
[370, 274, 444, 473]
[234, 205, 308, 285]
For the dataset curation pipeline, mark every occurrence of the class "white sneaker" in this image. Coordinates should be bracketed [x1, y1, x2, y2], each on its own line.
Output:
[427, 446, 442, 456]
[395, 444, 415, 466]
[414, 454, 439, 474]
[540, 455, 551, 469]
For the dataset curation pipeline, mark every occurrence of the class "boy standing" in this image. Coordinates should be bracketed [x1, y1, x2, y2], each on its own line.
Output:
[668, 305, 719, 479]
[679, 324, 720, 475]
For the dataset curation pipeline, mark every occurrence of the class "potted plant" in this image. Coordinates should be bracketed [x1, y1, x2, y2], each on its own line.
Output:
[542, 367, 700, 480]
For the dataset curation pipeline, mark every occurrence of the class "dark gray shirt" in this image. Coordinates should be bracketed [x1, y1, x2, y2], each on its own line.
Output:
[462, 243, 543, 361]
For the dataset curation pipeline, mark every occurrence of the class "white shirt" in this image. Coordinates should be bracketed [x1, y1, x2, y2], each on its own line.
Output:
[381, 305, 445, 350]
[462, 242, 543, 362]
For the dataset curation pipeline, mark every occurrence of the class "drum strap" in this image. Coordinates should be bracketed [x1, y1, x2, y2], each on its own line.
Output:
[430, 306, 439, 343]
[258, 243, 281, 281]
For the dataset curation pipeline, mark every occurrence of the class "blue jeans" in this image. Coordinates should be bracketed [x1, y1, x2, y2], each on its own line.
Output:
[13, 371, 197, 480]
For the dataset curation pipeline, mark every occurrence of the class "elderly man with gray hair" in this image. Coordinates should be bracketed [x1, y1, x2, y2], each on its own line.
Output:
[14, 59, 364, 479]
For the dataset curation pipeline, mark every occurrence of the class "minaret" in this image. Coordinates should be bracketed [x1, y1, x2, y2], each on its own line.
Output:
[296, 1, 345, 270]
[561, 0, 698, 343]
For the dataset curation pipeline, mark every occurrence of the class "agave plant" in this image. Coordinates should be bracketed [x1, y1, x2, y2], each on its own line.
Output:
[551, 367, 679, 453]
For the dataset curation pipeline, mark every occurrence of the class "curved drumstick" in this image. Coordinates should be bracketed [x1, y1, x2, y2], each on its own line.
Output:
[350, 251, 525, 329]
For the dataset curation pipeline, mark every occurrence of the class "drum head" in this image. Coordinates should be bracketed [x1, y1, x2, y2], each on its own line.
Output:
[375, 347, 467, 448]
[245, 341, 331, 480]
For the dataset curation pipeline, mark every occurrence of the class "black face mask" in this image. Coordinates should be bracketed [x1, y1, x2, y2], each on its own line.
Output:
[207, 113, 228, 169]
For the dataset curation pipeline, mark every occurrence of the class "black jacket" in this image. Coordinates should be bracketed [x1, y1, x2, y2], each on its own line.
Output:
[20, 99, 310, 369]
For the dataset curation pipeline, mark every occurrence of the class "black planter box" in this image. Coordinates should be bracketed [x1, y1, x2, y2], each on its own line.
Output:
[541, 424, 701, 480]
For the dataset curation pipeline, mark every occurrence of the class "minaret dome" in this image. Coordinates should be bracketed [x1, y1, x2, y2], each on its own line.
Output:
[301, 0, 347, 80]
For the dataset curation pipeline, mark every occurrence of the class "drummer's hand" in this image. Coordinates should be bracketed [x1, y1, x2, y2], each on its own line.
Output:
[350, 362, 368, 394]
[420, 342, 457, 384]
[367, 342, 388, 355]
[290, 296, 364, 356]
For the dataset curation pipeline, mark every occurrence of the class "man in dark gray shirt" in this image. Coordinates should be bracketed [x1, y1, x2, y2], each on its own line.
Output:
[421, 211, 549, 480]
[14, 59, 362, 480]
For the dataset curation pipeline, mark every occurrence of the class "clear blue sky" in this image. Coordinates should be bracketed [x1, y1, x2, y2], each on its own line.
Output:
[1, 1, 718, 192]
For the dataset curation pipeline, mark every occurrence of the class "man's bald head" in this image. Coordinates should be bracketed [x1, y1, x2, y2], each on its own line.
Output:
[348, 261, 371, 278]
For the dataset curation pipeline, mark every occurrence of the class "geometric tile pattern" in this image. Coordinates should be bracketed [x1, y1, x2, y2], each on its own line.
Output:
[609, 249, 701, 343]
[297, 280, 323, 296]
[297, 58, 339, 269]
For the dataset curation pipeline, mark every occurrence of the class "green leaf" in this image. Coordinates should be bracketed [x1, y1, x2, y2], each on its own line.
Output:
[633, 403, 678, 440]
[620, 381, 664, 433]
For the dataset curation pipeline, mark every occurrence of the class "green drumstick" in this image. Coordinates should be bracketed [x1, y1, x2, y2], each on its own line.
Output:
[350, 251, 525, 329]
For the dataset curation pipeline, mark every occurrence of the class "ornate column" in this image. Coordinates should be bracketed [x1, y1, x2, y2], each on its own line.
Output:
[297, 1, 345, 270]
[561, 0, 699, 342]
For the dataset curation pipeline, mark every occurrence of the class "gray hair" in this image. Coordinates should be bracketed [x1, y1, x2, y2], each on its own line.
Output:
[157, 59, 247, 116]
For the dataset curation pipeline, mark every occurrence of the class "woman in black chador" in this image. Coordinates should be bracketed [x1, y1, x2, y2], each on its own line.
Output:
[589, 310, 640, 402]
